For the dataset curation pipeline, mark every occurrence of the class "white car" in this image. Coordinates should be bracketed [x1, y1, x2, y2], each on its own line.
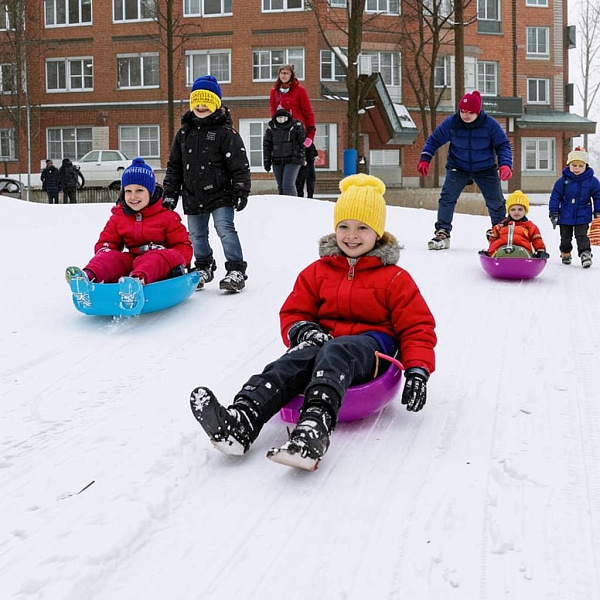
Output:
[73, 150, 130, 190]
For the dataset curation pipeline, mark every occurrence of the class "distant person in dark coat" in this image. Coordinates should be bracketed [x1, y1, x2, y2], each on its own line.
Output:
[59, 158, 84, 204]
[41, 159, 60, 204]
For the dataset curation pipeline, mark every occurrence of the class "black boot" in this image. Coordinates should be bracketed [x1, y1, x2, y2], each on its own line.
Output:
[190, 387, 262, 455]
[267, 399, 336, 471]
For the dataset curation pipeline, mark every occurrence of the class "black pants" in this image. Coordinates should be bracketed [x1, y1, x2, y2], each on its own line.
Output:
[63, 188, 77, 204]
[237, 335, 381, 424]
[295, 153, 316, 198]
[46, 192, 59, 204]
[559, 224, 590, 255]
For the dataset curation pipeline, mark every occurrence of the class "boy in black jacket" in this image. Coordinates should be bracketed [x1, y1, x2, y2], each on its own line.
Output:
[163, 75, 251, 293]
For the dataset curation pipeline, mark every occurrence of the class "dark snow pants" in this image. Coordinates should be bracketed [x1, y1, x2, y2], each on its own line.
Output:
[237, 334, 382, 426]
[559, 224, 591, 256]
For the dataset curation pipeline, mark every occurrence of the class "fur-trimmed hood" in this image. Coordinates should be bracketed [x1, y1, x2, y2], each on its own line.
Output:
[318, 232, 401, 266]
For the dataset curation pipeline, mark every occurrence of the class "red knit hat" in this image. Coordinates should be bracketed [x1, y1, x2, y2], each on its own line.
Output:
[459, 90, 482, 114]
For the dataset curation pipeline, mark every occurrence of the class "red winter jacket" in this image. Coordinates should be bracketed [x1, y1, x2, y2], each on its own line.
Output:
[279, 233, 437, 374]
[269, 79, 316, 140]
[88, 196, 193, 284]
[487, 217, 546, 255]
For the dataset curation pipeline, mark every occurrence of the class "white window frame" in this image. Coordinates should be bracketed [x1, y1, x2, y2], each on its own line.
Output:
[119, 125, 160, 158]
[434, 56, 452, 88]
[370, 149, 399, 167]
[262, 0, 303, 12]
[527, 27, 550, 58]
[0, 63, 15, 93]
[328, 0, 346, 6]
[252, 48, 304, 81]
[0, 128, 16, 159]
[358, 51, 401, 86]
[113, 0, 155, 22]
[522, 138, 555, 172]
[45, 57, 94, 92]
[365, 0, 399, 15]
[183, 0, 232, 16]
[526, 0, 547, 6]
[527, 78, 550, 105]
[117, 53, 159, 89]
[0, 3, 11, 30]
[45, 0, 93, 27]
[477, 61, 498, 96]
[46, 127, 93, 160]
[320, 49, 346, 81]
[185, 50, 231, 85]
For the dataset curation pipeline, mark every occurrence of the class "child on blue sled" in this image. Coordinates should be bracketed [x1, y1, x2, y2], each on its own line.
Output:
[190, 174, 437, 471]
[66, 158, 193, 285]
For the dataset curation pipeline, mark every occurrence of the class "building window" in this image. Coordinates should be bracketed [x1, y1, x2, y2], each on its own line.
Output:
[527, 78, 550, 104]
[526, 0, 547, 5]
[252, 48, 304, 81]
[434, 56, 451, 88]
[477, 61, 498, 95]
[113, 0, 155, 21]
[477, 0, 501, 33]
[365, 0, 399, 15]
[314, 124, 337, 170]
[359, 51, 400, 86]
[47, 127, 93, 160]
[328, 0, 346, 6]
[186, 50, 231, 84]
[262, 0, 302, 11]
[527, 27, 550, 58]
[0, 128, 15, 159]
[119, 125, 160, 158]
[184, 0, 232, 16]
[522, 138, 555, 172]
[45, 0, 92, 27]
[0, 63, 15, 93]
[370, 149, 399, 166]
[117, 54, 159, 88]
[320, 50, 346, 81]
[46, 58, 93, 92]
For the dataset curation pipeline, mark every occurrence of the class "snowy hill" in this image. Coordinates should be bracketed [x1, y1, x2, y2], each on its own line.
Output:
[2, 195, 599, 599]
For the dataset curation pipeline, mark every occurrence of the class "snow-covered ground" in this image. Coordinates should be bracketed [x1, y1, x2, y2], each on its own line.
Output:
[1, 193, 599, 599]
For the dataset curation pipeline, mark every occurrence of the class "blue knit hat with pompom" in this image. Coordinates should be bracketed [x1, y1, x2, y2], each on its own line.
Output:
[121, 158, 156, 194]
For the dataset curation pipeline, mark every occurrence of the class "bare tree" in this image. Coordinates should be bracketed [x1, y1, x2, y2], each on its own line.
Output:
[576, 0, 600, 149]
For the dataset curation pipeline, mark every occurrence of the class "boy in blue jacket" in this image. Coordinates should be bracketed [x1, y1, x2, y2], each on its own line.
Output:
[417, 90, 513, 250]
[549, 147, 600, 268]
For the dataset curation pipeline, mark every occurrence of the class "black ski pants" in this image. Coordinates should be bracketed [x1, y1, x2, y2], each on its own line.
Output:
[559, 223, 591, 256]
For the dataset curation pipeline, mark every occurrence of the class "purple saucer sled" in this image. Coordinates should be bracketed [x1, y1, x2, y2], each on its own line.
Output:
[279, 352, 404, 424]
[479, 254, 547, 280]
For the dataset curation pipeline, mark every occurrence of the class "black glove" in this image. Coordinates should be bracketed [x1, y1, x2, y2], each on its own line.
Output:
[264, 163, 271, 173]
[234, 196, 248, 212]
[287, 321, 332, 352]
[532, 250, 550, 259]
[163, 197, 177, 210]
[549, 213, 558, 229]
[401, 368, 429, 412]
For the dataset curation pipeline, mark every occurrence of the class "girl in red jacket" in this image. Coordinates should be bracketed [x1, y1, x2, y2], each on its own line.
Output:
[484, 190, 549, 258]
[66, 158, 193, 285]
[190, 174, 437, 471]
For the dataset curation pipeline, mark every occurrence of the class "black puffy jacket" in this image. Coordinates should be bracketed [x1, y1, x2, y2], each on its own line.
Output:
[163, 107, 251, 215]
[263, 109, 306, 168]
[58, 159, 84, 191]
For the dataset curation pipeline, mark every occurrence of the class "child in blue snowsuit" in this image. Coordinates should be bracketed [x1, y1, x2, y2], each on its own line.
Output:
[549, 147, 600, 268]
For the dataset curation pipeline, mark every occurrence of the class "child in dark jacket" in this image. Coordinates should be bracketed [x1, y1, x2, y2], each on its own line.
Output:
[66, 158, 193, 285]
[190, 174, 437, 471]
[263, 108, 306, 197]
[162, 75, 251, 292]
[41, 159, 60, 204]
[417, 90, 513, 250]
[483, 190, 548, 258]
[549, 147, 600, 268]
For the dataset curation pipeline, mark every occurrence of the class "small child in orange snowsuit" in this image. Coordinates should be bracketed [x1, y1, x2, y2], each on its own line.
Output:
[485, 190, 548, 258]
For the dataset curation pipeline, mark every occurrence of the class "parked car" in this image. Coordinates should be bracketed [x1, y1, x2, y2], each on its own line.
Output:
[73, 150, 130, 190]
[0, 178, 23, 199]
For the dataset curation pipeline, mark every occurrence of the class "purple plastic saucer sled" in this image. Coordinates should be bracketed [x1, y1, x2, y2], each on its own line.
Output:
[279, 352, 404, 424]
[479, 254, 547, 280]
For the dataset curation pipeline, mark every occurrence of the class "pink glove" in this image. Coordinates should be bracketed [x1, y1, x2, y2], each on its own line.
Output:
[499, 165, 512, 181]
[417, 160, 430, 177]
[303, 138, 313, 148]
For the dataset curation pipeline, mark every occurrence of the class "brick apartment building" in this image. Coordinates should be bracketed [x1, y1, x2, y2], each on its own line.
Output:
[0, 0, 595, 193]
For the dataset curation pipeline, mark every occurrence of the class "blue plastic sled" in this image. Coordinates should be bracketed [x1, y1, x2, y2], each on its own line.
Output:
[68, 270, 200, 316]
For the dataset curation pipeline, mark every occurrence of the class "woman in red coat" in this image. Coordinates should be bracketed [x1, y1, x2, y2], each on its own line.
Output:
[486, 190, 548, 258]
[190, 174, 437, 470]
[72, 158, 193, 284]
[269, 64, 317, 197]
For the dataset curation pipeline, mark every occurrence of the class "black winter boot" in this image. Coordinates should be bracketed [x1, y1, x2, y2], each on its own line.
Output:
[190, 387, 262, 455]
[267, 400, 336, 471]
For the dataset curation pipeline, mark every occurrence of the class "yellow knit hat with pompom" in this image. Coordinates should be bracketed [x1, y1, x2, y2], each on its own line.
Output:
[333, 174, 387, 237]
[506, 190, 530, 214]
